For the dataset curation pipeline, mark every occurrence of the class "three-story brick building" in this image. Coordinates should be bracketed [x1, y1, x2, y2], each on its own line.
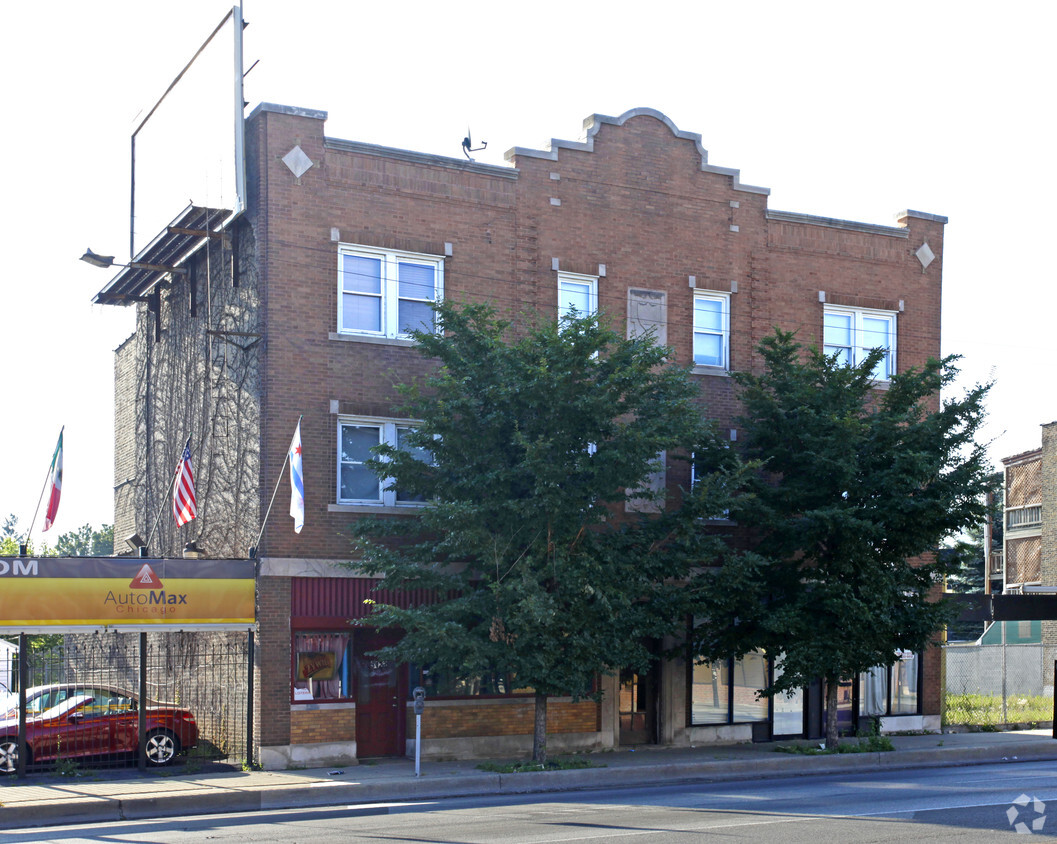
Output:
[97, 104, 948, 767]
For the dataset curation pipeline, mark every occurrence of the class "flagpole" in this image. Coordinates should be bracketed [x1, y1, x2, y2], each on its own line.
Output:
[24, 426, 64, 550]
[146, 436, 190, 551]
[252, 414, 302, 557]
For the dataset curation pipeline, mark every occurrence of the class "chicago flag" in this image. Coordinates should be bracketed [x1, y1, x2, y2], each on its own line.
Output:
[289, 420, 304, 534]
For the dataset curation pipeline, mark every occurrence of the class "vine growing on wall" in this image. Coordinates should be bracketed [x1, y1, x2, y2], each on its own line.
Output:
[118, 220, 262, 559]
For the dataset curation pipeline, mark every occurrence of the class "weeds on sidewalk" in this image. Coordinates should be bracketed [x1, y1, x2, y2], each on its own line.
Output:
[775, 721, 895, 755]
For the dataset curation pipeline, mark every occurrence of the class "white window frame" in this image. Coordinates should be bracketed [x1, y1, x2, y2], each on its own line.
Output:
[337, 244, 444, 339]
[692, 291, 730, 371]
[823, 305, 897, 381]
[558, 271, 598, 322]
[337, 417, 429, 507]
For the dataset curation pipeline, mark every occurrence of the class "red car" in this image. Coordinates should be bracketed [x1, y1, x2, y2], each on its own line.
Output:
[0, 685, 197, 773]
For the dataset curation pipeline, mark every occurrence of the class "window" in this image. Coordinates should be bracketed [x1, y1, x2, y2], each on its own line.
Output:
[558, 272, 598, 322]
[338, 418, 430, 506]
[690, 450, 732, 521]
[338, 244, 443, 338]
[409, 665, 531, 698]
[690, 651, 768, 725]
[693, 292, 730, 369]
[292, 632, 352, 701]
[859, 651, 920, 716]
[626, 452, 666, 513]
[823, 306, 896, 381]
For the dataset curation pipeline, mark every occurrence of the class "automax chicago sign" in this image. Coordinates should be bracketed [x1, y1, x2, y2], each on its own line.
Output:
[0, 557, 255, 629]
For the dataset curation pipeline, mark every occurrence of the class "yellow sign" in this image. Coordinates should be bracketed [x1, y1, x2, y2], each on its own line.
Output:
[297, 651, 337, 681]
[0, 557, 255, 629]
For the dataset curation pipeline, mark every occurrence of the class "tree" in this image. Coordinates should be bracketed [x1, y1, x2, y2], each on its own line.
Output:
[353, 302, 726, 764]
[940, 472, 1002, 641]
[1, 514, 18, 539]
[689, 330, 992, 748]
[54, 524, 114, 557]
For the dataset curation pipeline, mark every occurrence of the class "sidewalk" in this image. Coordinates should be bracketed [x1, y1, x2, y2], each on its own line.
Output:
[2, 729, 1056, 831]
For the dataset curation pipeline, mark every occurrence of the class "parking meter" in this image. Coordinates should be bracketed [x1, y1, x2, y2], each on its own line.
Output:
[412, 686, 426, 775]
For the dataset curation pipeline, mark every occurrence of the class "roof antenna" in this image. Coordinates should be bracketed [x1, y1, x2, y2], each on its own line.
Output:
[462, 128, 487, 160]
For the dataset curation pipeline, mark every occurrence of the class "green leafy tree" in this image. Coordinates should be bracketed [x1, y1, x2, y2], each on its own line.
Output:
[940, 473, 1002, 641]
[0, 516, 42, 556]
[689, 330, 992, 748]
[354, 302, 727, 764]
[55, 524, 114, 557]
[2, 514, 18, 539]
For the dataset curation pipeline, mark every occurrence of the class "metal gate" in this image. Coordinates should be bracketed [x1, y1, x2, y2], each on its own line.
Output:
[4, 630, 253, 775]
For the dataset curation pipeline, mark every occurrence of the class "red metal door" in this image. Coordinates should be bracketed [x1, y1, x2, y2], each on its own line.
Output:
[353, 631, 404, 757]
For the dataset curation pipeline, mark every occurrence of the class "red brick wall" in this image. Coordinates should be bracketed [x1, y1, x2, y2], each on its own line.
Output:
[235, 106, 948, 747]
[248, 106, 944, 561]
[407, 699, 599, 739]
[257, 575, 292, 747]
[291, 707, 356, 744]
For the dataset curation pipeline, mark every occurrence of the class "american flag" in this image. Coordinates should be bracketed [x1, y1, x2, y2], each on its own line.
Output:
[172, 440, 197, 526]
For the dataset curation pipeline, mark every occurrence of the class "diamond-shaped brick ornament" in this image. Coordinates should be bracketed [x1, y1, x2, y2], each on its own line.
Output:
[282, 145, 314, 179]
[915, 241, 935, 272]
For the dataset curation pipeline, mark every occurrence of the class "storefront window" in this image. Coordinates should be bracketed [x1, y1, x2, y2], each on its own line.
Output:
[892, 651, 918, 714]
[771, 663, 804, 735]
[691, 661, 729, 724]
[410, 666, 531, 698]
[292, 632, 352, 701]
[860, 665, 888, 716]
[690, 651, 768, 725]
[858, 653, 919, 716]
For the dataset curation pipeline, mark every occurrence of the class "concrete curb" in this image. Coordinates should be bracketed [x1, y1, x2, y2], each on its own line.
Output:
[3, 742, 1057, 830]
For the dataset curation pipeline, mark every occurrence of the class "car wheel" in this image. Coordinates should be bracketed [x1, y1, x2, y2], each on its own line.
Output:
[144, 730, 181, 767]
[0, 739, 24, 774]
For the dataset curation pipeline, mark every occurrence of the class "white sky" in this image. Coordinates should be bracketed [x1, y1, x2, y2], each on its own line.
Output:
[2, 0, 1054, 540]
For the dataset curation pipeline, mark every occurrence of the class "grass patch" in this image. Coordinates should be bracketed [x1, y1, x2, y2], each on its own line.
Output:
[943, 693, 1052, 727]
[477, 758, 602, 773]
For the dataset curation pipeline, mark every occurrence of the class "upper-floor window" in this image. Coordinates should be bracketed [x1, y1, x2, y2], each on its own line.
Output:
[338, 245, 443, 338]
[338, 417, 430, 506]
[693, 292, 730, 370]
[558, 272, 598, 323]
[823, 305, 896, 381]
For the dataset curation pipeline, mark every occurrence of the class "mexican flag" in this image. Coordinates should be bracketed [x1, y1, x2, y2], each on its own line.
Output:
[42, 428, 63, 532]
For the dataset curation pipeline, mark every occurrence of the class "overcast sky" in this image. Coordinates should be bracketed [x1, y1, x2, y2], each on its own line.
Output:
[2, 0, 1053, 541]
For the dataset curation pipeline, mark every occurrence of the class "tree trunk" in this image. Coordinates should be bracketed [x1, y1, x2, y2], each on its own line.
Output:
[824, 676, 839, 750]
[532, 691, 548, 765]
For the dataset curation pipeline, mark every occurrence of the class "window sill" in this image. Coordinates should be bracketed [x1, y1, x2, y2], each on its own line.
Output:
[692, 365, 730, 377]
[328, 503, 426, 515]
[290, 700, 355, 711]
[328, 332, 416, 348]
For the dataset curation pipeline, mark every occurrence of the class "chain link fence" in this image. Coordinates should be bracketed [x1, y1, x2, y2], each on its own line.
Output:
[944, 641, 1053, 727]
[5, 630, 251, 774]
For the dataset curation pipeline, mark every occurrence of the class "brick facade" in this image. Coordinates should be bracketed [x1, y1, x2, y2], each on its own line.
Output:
[109, 104, 949, 766]
[410, 699, 599, 740]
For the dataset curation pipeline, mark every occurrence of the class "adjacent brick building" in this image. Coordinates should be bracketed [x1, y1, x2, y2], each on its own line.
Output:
[98, 104, 949, 767]
[995, 422, 1057, 690]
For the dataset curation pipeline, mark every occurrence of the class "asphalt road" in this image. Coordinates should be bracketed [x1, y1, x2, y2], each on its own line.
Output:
[6, 760, 1057, 843]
